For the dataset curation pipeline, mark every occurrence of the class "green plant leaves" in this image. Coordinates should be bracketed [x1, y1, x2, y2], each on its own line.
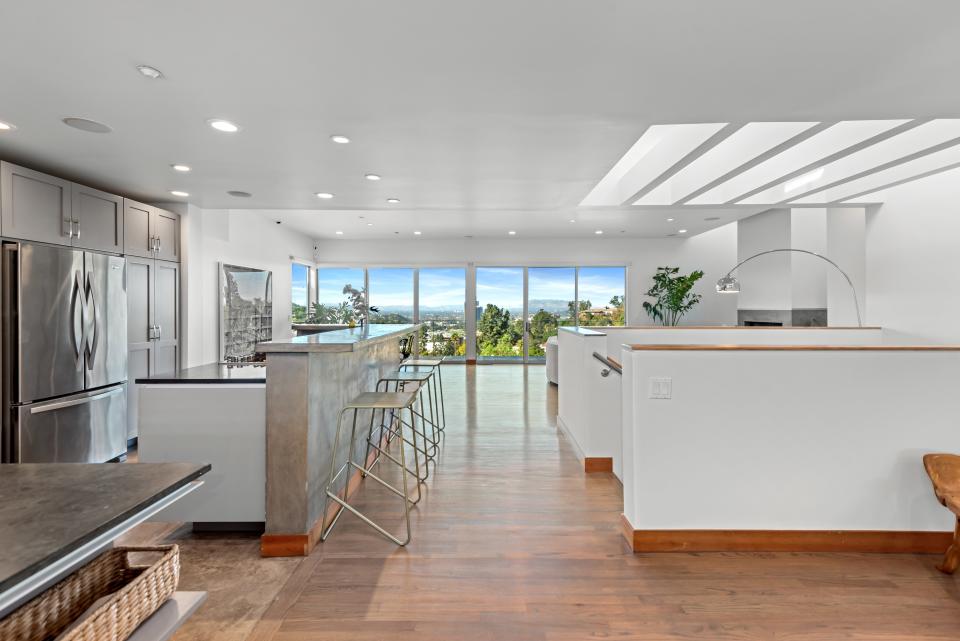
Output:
[643, 266, 704, 326]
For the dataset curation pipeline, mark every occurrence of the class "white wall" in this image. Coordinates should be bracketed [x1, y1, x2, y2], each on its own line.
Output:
[790, 208, 827, 309]
[180, 208, 316, 367]
[622, 347, 960, 531]
[737, 209, 792, 310]
[865, 167, 960, 344]
[827, 207, 866, 326]
[313, 229, 739, 326]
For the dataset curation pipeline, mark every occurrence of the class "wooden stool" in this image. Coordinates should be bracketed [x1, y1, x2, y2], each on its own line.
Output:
[923, 453, 960, 573]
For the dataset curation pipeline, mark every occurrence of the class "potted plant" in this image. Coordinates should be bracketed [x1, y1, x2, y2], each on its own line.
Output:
[642, 266, 704, 326]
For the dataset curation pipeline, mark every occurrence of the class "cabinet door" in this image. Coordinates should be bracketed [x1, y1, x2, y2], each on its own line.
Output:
[72, 184, 123, 253]
[0, 162, 72, 245]
[123, 199, 154, 258]
[126, 256, 155, 439]
[152, 208, 180, 262]
[154, 260, 180, 376]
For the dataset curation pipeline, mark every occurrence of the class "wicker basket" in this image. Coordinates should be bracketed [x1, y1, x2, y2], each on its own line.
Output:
[0, 545, 180, 641]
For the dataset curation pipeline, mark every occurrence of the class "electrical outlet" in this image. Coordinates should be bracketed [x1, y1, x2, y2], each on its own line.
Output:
[648, 377, 672, 399]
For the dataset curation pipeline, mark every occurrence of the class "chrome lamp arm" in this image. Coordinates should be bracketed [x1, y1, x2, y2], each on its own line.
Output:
[716, 248, 863, 327]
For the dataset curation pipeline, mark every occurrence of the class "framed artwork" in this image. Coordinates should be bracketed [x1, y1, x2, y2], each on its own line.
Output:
[219, 262, 273, 362]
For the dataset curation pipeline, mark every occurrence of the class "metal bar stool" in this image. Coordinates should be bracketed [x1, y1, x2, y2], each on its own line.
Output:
[367, 370, 439, 478]
[321, 389, 420, 546]
[399, 358, 445, 433]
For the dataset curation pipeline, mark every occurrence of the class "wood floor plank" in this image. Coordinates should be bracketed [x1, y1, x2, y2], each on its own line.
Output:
[260, 365, 960, 641]
[123, 365, 960, 640]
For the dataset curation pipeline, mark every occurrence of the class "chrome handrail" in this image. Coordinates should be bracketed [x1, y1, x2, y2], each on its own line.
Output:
[592, 351, 622, 375]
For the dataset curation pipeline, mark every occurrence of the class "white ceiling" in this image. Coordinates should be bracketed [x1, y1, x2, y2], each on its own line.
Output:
[2, 0, 960, 238]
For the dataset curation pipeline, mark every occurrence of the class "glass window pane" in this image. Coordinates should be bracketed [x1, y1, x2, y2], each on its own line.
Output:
[578, 267, 627, 326]
[316, 267, 365, 324]
[291, 263, 310, 323]
[368, 268, 414, 324]
[527, 267, 576, 358]
[418, 268, 466, 359]
[475, 267, 524, 361]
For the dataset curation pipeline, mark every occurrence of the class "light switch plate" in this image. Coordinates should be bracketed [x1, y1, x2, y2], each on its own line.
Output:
[648, 377, 672, 399]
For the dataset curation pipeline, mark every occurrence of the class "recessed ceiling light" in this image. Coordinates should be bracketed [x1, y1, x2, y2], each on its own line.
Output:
[208, 119, 239, 133]
[414, 231, 422, 236]
[315, 192, 334, 199]
[666, 218, 675, 222]
[0, 120, 15, 131]
[170, 190, 189, 197]
[62, 117, 112, 133]
[330, 135, 350, 144]
[569, 219, 576, 223]
[335, 231, 344, 235]
[364, 173, 381, 181]
[367, 222, 374, 227]
[171, 164, 191, 172]
[227, 190, 252, 198]
[508, 230, 517, 236]
[594, 230, 603, 235]
[386, 198, 400, 204]
[136, 65, 164, 79]
[678, 229, 688, 233]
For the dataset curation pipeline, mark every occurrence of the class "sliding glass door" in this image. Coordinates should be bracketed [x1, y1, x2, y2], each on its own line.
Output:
[475, 267, 525, 362]
[368, 268, 414, 324]
[527, 267, 576, 362]
[418, 267, 466, 359]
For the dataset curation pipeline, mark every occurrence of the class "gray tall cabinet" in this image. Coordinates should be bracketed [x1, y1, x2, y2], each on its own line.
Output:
[124, 200, 180, 439]
[0, 161, 181, 442]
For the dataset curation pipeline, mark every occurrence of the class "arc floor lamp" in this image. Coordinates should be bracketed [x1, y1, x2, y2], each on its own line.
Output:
[715, 248, 863, 327]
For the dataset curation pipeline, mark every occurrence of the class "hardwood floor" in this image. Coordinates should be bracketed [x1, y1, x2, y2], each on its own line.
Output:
[133, 365, 960, 640]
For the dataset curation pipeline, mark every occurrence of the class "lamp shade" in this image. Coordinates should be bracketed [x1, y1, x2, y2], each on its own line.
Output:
[716, 275, 740, 293]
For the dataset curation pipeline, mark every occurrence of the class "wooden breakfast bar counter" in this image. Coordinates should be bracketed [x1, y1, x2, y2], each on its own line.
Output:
[256, 324, 419, 556]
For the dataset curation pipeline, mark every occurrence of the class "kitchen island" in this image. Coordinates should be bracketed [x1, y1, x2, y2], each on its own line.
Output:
[256, 323, 419, 556]
[0, 462, 210, 629]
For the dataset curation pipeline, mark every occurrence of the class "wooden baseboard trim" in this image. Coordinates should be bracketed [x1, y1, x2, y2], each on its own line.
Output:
[584, 457, 613, 473]
[261, 435, 387, 557]
[619, 514, 952, 553]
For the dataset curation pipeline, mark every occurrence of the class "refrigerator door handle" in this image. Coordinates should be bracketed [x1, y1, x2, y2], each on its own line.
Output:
[84, 271, 100, 369]
[29, 387, 123, 414]
[70, 270, 84, 363]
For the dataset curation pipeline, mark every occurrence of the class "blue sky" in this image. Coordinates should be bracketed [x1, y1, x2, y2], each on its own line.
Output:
[305, 265, 624, 311]
[477, 266, 625, 310]
[317, 267, 365, 305]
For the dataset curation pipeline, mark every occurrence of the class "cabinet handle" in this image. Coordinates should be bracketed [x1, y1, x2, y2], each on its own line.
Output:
[73, 220, 80, 240]
[65, 219, 73, 239]
[156, 324, 162, 339]
[156, 238, 162, 254]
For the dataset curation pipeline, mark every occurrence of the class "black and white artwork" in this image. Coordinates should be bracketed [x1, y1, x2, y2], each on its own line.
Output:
[219, 263, 273, 362]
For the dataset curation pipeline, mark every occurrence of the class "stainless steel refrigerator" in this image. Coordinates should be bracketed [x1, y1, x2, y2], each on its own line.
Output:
[2, 242, 128, 463]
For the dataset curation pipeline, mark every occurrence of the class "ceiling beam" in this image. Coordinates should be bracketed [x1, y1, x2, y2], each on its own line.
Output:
[675, 122, 834, 205]
[819, 160, 960, 205]
[618, 123, 742, 206]
[777, 135, 960, 204]
[722, 119, 928, 204]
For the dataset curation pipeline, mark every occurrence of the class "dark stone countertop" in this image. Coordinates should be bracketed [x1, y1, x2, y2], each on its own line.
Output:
[0, 462, 210, 595]
[136, 362, 266, 385]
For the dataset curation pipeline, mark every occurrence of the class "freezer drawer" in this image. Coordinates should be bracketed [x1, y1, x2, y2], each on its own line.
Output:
[12, 385, 127, 463]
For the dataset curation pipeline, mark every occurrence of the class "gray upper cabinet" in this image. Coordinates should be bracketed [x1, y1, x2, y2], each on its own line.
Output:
[123, 199, 180, 262]
[153, 208, 180, 262]
[0, 161, 72, 245]
[123, 200, 154, 258]
[71, 184, 123, 253]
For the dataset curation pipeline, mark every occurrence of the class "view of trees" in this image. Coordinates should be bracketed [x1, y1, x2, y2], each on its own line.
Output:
[477, 296, 625, 358]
